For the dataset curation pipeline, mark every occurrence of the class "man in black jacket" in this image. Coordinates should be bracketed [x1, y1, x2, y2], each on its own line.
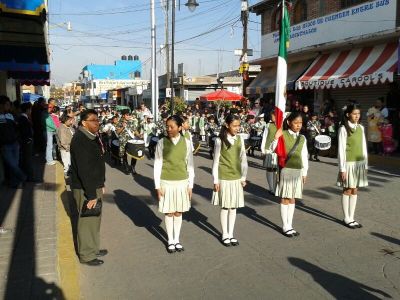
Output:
[70, 109, 107, 266]
[18, 102, 35, 181]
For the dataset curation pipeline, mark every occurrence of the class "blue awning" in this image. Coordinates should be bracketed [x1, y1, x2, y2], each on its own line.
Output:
[100, 92, 108, 100]
[0, 0, 46, 16]
[22, 93, 43, 102]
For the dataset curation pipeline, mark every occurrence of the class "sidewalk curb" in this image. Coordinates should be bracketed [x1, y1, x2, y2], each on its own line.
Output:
[56, 163, 80, 299]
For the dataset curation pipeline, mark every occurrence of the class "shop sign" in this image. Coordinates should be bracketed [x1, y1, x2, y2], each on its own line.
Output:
[261, 0, 396, 58]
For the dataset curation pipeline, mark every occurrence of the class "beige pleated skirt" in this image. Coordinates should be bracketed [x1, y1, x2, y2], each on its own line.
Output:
[275, 168, 303, 199]
[158, 179, 191, 213]
[336, 160, 368, 188]
[212, 179, 244, 209]
[263, 151, 278, 169]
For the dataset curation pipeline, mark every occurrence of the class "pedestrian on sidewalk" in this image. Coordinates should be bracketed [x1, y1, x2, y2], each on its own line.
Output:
[70, 109, 107, 266]
[57, 114, 75, 177]
[43, 106, 57, 165]
[154, 115, 195, 253]
[212, 114, 248, 247]
[0, 95, 27, 188]
[18, 102, 35, 182]
[273, 112, 309, 238]
[261, 110, 278, 195]
[337, 104, 368, 229]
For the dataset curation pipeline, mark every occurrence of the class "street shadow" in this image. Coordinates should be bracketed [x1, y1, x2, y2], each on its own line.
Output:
[184, 207, 221, 240]
[319, 186, 343, 195]
[367, 176, 390, 183]
[245, 181, 279, 204]
[239, 206, 282, 234]
[296, 201, 342, 225]
[288, 257, 392, 299]
[60, 189, 79, 255]
[198, 166, 212, 175]
[317, 160, 338, 167]
[248, 160, 265, 170]
[302, 189, 332, 200]
[113, 190, 167, 245]
[370, 232, 400, 246]
[3, 158, 66, 299]
[133, 173, 158, 200]
[193, 183, 212, 200]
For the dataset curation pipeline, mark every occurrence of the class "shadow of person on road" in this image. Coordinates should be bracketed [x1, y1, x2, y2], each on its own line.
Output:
[113, 189, 167, 245]
[296, 200, 342, 225]
[370, 232, 400, 246]
[60, 190, 79, 255]
[132, 173, 158, 199]
[198, 166, 212, 175]
[184, 207, 221, 240]
[245, 181, 279, 205]
[193, 183, 212, 200]
[288, 257, 392, 299]
[239, 206, 281, 234]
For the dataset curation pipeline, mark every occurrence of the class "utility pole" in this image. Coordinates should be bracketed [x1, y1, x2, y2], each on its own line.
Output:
[170, 0, 176, 115]
[163, 0, 170, 93]
[240, 0, 249, 95]
[151, 0, 157, 120]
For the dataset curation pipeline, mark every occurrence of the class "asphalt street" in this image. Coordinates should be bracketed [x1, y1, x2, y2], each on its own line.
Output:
[77, 147, 400, 299]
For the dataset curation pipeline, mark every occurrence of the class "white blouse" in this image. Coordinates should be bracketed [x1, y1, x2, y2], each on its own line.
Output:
[154, 135, 195, 189]
[338, 121, 368, 172]
[261, 123, 274, 154]
[271, 129, 309, 177]
[212, 134, 248, 184]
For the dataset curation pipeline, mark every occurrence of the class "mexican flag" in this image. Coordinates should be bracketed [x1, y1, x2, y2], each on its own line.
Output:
[275, 2, 290, 168]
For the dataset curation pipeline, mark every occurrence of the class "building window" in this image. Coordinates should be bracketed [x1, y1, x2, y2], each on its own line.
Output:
[341, 0, 369, 9]
[271, 7, 280, 31]
[293, 0, 307, 24]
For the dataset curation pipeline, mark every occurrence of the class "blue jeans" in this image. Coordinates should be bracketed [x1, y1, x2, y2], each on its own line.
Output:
[1, 142, 26, 186]
[46, 131, 56, 163]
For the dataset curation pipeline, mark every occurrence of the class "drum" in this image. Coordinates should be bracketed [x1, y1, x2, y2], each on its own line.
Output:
[126, 140, 145, 159]
[314, 135, 331, 150]
[111, 139, 120, 158]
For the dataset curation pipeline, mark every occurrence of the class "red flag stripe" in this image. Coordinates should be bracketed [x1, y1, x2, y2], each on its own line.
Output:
[387, 62, 397, 73]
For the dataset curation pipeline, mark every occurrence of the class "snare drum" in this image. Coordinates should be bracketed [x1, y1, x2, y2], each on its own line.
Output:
[126, 140, 145, 159]
[314, 135, 331, 150]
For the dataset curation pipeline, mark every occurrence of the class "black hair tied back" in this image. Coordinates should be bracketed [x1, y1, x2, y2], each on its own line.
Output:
[283, 111, 302, 130]
[219, 114, 240, 149]
[342, 103, 361, 136]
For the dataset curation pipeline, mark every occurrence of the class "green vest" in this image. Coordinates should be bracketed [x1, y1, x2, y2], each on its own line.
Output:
[346, 125, 364, 162]
[265, 123, 277, 150]
[283, 131, 305, 169]
[161, 136, 188, 180]
[218, 137, 242, 180]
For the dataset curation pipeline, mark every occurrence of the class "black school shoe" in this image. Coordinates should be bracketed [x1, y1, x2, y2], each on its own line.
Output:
[81, 259, 104, 266]
[96, 249, 108, 257]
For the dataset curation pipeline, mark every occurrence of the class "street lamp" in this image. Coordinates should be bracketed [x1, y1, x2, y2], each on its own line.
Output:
[170, 0, 199, 115]
[185, 0, 199, 12]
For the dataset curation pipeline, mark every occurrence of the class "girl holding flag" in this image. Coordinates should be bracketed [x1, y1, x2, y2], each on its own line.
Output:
[273, 112, 308, 238]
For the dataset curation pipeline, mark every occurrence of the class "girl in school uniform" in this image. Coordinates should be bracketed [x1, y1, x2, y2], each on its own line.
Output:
[337, 104, 368, 229]
[181, 116, 194, 152]
[261, 110, 278, 195]
[212, 114, 248, 247]
[154, 115, 195, 253]
[273, 112, 309, 238]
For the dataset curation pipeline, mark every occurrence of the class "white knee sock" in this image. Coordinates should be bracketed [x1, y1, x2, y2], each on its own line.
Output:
[173, 215, 183, 244]
[280, 204, 289, 232]
[220, 209, 229, 239]
[287, 203, 295, 230]
[165, 216, 174, 244]
[266, 172, 275, 192]
[228, 209, 237, 238]
[342, 194, 351, 223]
[349, 195, 358, 222]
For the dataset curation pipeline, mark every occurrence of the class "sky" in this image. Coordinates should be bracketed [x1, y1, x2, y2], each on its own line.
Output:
[48, 0, 262, 85]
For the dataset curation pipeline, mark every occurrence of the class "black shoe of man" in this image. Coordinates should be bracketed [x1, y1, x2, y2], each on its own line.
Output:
[81, 259, 104, 266]
[96, 249, 108, 257]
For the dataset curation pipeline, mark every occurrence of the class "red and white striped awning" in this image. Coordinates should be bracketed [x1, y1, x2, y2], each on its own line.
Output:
[296, 42, 398, 90]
